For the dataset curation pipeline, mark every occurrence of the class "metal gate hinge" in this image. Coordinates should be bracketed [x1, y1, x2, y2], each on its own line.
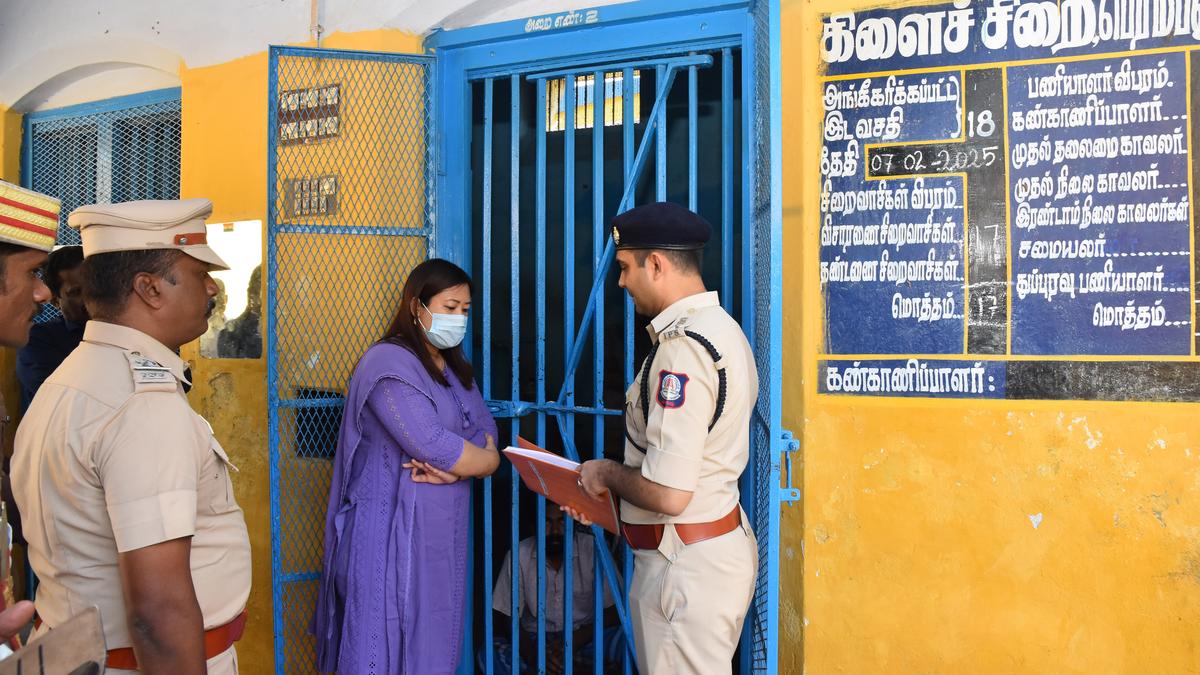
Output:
[779, 429, 801, 505]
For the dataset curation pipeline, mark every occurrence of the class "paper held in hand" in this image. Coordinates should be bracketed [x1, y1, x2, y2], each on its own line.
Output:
[502, 438, 621, 535]
[0, 606, 106, 675]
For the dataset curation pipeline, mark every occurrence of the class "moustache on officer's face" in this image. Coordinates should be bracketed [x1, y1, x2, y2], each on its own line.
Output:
[205, 297, 217, 318]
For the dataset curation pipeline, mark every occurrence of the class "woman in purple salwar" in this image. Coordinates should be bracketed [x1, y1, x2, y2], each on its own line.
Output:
[313, 259, 500, 674]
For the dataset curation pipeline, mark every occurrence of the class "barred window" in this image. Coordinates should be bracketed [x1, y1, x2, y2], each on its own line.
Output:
[27, 90, 182, 247]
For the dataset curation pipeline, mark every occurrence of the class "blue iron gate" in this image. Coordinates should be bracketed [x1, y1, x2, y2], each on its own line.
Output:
[266, 46, 435, 673]
[466, 55, 711, 675]
[437, 2, 787, 672]
[267, 3, 787, 673]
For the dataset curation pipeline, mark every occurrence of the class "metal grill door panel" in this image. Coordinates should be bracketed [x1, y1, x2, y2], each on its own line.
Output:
[24, 88, 183, 246]
[463, 43, 776, 674]
[267, 46, 434, 674]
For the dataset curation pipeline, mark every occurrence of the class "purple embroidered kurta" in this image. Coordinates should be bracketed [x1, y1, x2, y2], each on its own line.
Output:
[313, 342, 497, 674]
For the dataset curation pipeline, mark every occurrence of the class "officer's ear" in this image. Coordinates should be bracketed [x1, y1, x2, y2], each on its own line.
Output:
[130, 271, 167, 309]
[646, 250, 666, 279]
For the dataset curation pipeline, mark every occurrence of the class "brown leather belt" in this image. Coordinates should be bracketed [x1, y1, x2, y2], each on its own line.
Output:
[105, 610, 247, 670]
[623, 506, 742, 550]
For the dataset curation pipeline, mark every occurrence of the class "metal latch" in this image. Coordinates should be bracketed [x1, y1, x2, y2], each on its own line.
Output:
[780, 429, 801, 504]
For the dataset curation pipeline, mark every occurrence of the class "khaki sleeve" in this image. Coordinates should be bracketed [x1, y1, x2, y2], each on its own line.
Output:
[640, 337, 717, 493]
[95, 393, 201, 552]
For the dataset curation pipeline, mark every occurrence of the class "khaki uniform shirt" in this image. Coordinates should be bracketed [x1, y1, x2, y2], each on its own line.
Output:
[622, 291, 758, 529]
[12, 321, 251, 649]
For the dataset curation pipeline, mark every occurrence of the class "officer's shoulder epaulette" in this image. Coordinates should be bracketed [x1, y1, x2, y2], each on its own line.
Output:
[124, 351, 178, 393]
[659, 315, 691, 341]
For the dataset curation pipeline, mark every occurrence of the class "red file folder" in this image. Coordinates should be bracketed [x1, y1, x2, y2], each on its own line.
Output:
[503, 437, 621, 535]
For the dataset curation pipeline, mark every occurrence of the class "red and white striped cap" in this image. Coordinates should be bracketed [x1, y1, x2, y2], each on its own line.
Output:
[0, 180, 61, 252]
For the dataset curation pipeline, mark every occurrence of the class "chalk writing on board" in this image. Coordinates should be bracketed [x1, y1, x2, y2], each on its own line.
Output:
[820, 72, 965, 354]
[868, 69, 1009, 353]
[1008, 52, 1190, 355]
[817, 0, 1200, 400]
[822, 0, 1200, 72]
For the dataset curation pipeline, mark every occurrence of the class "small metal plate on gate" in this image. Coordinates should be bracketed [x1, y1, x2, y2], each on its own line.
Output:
[0, 606, 106, 675]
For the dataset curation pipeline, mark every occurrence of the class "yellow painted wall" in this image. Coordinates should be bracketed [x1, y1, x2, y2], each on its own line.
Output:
[178, 29, 425, 673]
[781, 1, 1200, 673]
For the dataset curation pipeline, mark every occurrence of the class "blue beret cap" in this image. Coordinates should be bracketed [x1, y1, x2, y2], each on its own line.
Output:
[611, 202, 712, 251]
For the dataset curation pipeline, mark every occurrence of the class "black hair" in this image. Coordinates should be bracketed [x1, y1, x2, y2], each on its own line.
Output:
[631, 248, 703, 275]
[382, 258, 475, 389]
[83, 249, 185, 320]
[44, 245, 84, 297]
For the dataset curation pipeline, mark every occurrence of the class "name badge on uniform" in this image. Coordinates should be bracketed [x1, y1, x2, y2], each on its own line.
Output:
[125, 352, 176, 388]
[657, 370, 689, 409]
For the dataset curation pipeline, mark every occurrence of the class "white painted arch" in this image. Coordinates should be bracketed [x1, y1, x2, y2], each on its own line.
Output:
[0, 0, 633, 112]
[2, 39, 183, 113]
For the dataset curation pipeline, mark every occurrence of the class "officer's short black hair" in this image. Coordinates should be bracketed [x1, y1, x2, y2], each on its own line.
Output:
[44, 245, 84, 297]
[83, 249, 185, 319]
[630, 248, 703, 275]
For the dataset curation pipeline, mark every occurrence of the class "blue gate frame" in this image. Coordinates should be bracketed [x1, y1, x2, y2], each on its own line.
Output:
[430, 1, 788, 672]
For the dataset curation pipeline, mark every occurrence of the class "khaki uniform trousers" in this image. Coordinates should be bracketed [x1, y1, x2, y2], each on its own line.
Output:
[108, 645, 238, 674]
[629, 522, 758, 675]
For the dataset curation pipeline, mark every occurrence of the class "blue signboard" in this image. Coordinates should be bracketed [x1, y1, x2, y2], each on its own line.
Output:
[823, 0, 1200, 76]
[820, 72, 964, 354]
[1008, 52, 1191, 354]
[818, 0, 1200, 399]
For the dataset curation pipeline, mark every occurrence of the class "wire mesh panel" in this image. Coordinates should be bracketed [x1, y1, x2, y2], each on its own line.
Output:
[747, 0, 782, 672]
[267, 46, 434, 674]
[26, 91, 182, 246]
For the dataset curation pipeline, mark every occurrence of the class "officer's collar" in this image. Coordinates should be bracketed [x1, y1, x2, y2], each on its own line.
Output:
[82, 321, 190, 385]
[648, 291, 720, 339]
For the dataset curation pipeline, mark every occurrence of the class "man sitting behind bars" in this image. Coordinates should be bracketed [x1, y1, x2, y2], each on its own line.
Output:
[482, 508, 622, 675]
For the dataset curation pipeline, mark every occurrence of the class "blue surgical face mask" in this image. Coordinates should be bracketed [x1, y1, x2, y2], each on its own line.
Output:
[420, 301, 467, 350]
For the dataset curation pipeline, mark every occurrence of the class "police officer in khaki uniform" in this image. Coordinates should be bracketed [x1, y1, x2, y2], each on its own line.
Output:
[0, 179, 60, 637]
[566, 202, 758, 675]
[13, 198, 252, 674]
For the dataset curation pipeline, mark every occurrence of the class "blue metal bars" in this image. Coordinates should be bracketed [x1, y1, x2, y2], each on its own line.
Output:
[721, 47, 735, 314]
[590, 68, 606, 675]
[471, 51, 734, 674]
[481, 75, 496, 675]
[508, 72, 522, 675]
[461, 27, 793, 671]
